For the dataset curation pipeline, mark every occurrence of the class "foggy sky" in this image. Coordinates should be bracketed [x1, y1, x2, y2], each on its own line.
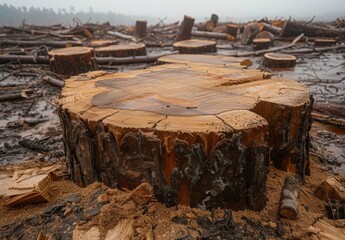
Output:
[1, 0, 344, 21]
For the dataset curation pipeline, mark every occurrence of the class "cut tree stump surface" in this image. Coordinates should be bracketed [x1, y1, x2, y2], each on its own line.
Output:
[59, 64, 312, 210]
[263, 53, 296, 68]
[94, 44, 146, 57]
[173, 39, 216, 54]
[87, 40, 119, 48]
[157, 54, 251, 68]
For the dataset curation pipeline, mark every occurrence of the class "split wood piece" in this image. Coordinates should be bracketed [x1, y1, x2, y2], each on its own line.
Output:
[279, 175, 301, 220]
[226, 24, 238, 37]
[263, 53, 296, 68]
[59, 64, 312, 210]
[157, 54, 252, 69]
[2, 166, 59, 207]
[308, 220, 345, 240]
[314, 38, 336, 47]
[94, 44, 146, 58]
[48, 47, 97, 77]
[253, 38, 272, 50]
[173, 39, 216, 54]
[314, 176, 345, 202]
[86, 40, 119, 48]
[192, 30, 235, 40]
[241, 23, 260, 45]
[177, 15, 195, 41]
[280, 21, 345, 38]
[135, 20, 147, 38]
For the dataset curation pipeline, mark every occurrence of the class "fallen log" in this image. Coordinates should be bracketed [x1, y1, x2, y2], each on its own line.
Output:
[42, 75, 65, 88]
[314, 176, 345, 202]
[0, 89, 32, 102]
[280, 21, 345, 38]
[279, 175, 301, 220]
[173, 39, 216, 54]
[0, 39, 83, 48]
[135, 20, 147, 38]
[177, 15, 195, 41]
[192, 30, 235, 40]
[314, 38, 336, 47]
[226, 24, 238, 37]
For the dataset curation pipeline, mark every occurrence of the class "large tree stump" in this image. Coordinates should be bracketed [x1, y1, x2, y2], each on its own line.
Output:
[173, 39, 216, 54]
[94, 44, 146, 57]
[135, 20, 147, 38]
[177, 15, 195, 41]
[263, 53, 296, 68]
[48, 47, 97, 77]
[157, 54, 251, 69]
[59, 63, 312, 211]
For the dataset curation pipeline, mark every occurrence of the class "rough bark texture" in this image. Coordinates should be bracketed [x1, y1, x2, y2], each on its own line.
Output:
[241, 23, 260, 45]
[59, 64, 312, 211]
[226, 24, 238, 37]
[48, 47, 97, 77]
[94, 44, 146, 58]
[177, 16, 195, 41]
[263, 53, 296, 68]
[173, 39, 216, 54]
[135, 20, 147, 38]
[279, 175, 301, 219]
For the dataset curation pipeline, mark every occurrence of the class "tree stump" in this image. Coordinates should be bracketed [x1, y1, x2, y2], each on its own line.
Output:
[279, 175, 301, 220]
[48, 47, 97, 77]
[173, 39, 216, 54]
[263, 53, 296, 68]
[135, 20, 147, 38]
[59, 63, 312, 211]
[86, 40, 118, 48]
[226, 24, 238, 37]
[253, 38, 272, 50]
[157, 54, 251, 69]
[94, 44, 146, 58]
[314, 38, 336, 47]
[177, 15, 195, 41]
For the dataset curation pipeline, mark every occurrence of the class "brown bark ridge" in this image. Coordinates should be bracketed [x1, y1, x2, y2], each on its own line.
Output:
[135, 20, 147, 38]
[253, 38, 272, 50]
[48, 46, 97, 77]
[59, 63, 312, 210]
[173, 39, 216, 54]
[279, 175, 301, 220]
[157, 54, 251, 69]
[263, 53, 296, 68]
[94, 44, 146, 57]
[177, 15, 195, 41]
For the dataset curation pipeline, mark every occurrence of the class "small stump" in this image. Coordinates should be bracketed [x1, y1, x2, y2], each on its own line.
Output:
[226, 24, 238, 37]
[263, 53, 296, 68]
[59, 64, 312, 211]
[94, 43, 146, 57]
[253, 38, 272, 50]
[314, 38, 336, 47]
[86, 40, 118, 48]
[48, 47, 97, 77]
[173, 39, 216, 54]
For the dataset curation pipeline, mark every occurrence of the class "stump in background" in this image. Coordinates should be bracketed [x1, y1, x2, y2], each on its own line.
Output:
[48, 47, 97, 77]
[59, 63, 312, 210]
[86, 40, 118, 48]
[177, 15, 195, 41]
[263, 53, 296, 68]
[135, 20, 147, 38]
[173, 39, 216, 54]
[226, 24, 238, 37]
[253, 38, 272, 50]
[94, 44, 146, 57]
[279, 175, 301, 219]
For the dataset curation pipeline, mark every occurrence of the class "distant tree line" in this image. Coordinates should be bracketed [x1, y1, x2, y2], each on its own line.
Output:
[0, 4, 155, 26]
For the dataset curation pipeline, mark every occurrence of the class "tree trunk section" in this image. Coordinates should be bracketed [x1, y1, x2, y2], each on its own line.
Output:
[226, 24, 238, 37]
[253, 38, 272, 50]
[197, 21, 215, 32]
[173, 39, 216, 54]
[210, 14, 219, 26]
[48, 47, 97, 77]
[241, 23, 260, 45]
[177, 15, 195, 41]
[59, 64, 312, 210]
[94, 44, 146, 57]
[263, 53, 296, 68]
[279, 175, 301, 220]
[135, 20, 147, 38]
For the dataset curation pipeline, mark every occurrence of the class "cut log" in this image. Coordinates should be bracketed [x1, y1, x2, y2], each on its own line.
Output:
[210, 14, 219, 26]
[314, 176, 345, 202]
[157, 54, 252, 69]
[94, 43, 146, 58]
[197, 21, 215, 32]
[314, 38, 336, 47]
[177, 15, 195, 41]
[42, 75, 65, 88]
[263, 53, 296, 68]
[59, 63, 312, 210]
[308, 220, 345, 240]
[253, 38, 272, 50]
[192, 30, 235, 40]
[135, 20, 147, 38]
[86, 39, 118, 48]
[241, 23, 260, 45]
[173, 39, 216, 54]
[226, 24, 238, 37]
[261, 23, 282, 35]
[48, 47, 97, 76]
[0, 39, 82, 48]
[280, 21, 345, 38]
[279, 175, 301, 220]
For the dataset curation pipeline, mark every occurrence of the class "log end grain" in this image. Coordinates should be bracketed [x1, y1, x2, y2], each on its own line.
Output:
[263, 53, 296, 68]
[173, 39, 216, 54]
[94, 43, 146, 57]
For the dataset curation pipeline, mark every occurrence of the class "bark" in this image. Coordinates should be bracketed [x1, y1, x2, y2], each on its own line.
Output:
[279, 175, 301, 220]
[314, 38, 336, 47]
[42, 76, 65, 88]
[253, 38, 272, 50]
[177, 15, 195, 41]
[135, 20, 147, 38]
[226, 24, 238, 37]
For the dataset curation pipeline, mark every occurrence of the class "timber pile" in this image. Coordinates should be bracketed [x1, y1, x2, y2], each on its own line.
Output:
[94, 43, 146, 57]
[173, 39, 216, 54]
[58, 63, 312, 210]
[48, 46, 97, 76]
